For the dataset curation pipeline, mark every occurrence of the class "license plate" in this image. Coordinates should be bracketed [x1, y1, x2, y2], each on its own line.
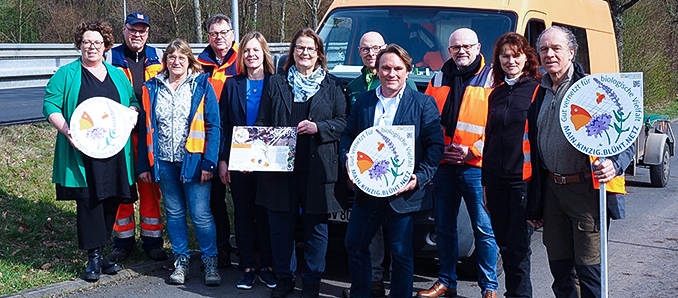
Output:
[328, 209, 351, 223]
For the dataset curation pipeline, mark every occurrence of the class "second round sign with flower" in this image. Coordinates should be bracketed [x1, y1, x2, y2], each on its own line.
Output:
[347, 126, 415, 198]
[560, 73, 644, 157]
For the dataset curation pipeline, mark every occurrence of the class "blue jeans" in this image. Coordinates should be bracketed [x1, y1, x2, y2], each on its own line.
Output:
[157, 161, 217, 259]
[433, 164, 498, 292]
[345, 199, 415, 298]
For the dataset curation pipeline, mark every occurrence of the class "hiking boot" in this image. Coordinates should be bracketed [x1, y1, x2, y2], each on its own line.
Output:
[169, 255, 189, 285]
[204, 256, 221, 286]
[258, 267, 278, 288]
[271, 277, 295, 298]
[146, 248, 169, 261]
[108, 247, 130, 262]
[237, 268, 256, 289]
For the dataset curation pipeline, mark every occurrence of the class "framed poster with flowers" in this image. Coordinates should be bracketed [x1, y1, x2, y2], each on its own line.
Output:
[347, 125, 415, 197]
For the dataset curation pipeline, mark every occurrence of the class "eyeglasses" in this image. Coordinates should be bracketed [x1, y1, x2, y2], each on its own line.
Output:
[449, 43, 478, 53]
[167, 55, 187, 63]
[125, 25, 148, 36]
[82, 40, 104, 49]
[294, 45, 317, 54]
[208, 30, 233, 39]
[358, 44, 386, 54]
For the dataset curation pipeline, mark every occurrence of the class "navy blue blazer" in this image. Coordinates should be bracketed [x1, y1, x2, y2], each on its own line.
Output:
[340, 86, 444, 214]
[218, 74, 272, 162]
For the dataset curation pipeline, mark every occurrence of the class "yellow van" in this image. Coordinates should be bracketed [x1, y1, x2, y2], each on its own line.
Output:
[317, 0, 619, 87]
[317, 0, 620, 272]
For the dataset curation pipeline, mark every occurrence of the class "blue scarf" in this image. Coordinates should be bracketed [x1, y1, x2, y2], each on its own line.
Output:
[287, 65, 326, 103]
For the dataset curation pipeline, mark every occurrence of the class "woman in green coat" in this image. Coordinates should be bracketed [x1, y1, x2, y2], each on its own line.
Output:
[42, 21, 139, 282]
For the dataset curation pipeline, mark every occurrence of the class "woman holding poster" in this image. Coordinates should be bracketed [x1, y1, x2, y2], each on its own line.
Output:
[43, 21, 138, 282]
[254, 28, 346, 298]
[218, 31, 278, 290]
[136, 39, 221, 286]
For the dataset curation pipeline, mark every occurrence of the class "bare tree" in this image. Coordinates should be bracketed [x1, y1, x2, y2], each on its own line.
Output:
[607, 0, 642, 70]
[193, 0, 202, 42]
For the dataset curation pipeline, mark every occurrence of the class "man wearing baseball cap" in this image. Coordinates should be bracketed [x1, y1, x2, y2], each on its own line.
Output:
[105, 11, 167, 262]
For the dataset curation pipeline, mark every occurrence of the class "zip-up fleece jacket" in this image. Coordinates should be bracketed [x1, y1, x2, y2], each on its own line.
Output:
[482, 76, 539, 184]
[137, 73, 221, 183]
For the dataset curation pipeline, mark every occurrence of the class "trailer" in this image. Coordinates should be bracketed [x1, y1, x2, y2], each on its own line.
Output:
[626, 115, 675, 187]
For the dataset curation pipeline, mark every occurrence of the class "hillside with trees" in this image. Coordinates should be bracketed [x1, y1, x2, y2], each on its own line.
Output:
[0, 0, 676, 109]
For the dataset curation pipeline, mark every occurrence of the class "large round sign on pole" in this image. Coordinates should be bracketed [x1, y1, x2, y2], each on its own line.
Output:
[559, 73, 644, 156]
[347, 126, 415, 198]
[559, 72, 643, 298]
[70, 97, 138, 159]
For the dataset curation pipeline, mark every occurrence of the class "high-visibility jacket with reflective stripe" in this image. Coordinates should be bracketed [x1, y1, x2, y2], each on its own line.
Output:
[425, 56, 493, 167]
[137, 73, 220, 183]
[106, 45, 163, 83]
[197, 44, 238, 101]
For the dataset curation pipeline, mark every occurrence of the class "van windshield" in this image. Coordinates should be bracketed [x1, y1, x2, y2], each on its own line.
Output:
[317, 6, 516, 85]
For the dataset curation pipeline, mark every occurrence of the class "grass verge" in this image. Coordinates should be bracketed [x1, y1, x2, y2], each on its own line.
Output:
[0, 122, 233, 295]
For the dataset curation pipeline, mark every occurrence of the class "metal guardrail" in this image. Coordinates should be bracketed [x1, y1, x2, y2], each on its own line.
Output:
[0, 43, 291, 89]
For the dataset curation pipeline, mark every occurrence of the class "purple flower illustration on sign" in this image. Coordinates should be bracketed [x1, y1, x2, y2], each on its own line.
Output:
[593, 78, 631, 144]
[585, 113, 612, 138]
[368, 160, 390, 180]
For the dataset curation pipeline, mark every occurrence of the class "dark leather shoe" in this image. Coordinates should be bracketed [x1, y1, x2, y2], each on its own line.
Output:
[416, 282, 457, 297]
[271, 278, 294, 298]
[218, 248, 231, 268]
[146, 248, 168, 261]
[301, 283, 319, 298]
[108, 247, 130, 262]
[342, 289, 350, 298]
[371, 280, 386, 297]
[83, 250, 102, 281]
[100, 256, 122, 275]
[483, 290, 497, 298]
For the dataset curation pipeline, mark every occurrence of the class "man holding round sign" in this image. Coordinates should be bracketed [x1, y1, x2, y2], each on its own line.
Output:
[340, 44, 444, 298]
[527, 26, 637, 298]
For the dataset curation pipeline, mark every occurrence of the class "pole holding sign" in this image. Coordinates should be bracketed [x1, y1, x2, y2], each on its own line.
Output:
[559, 72, 644, 298]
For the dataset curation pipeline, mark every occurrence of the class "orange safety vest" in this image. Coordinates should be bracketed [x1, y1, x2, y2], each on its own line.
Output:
[426, 56, 493, 167]
[521, 85, 541, 181]
[186, 96, 207, 153]
[198, 44, 238, 101]
[120, 63, 163, 83]
[141, 89, 208, 165]
[589, 156, 626, 194]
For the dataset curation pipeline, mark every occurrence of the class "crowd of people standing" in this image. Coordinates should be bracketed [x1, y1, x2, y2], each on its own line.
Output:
[43, 10, 631, 298]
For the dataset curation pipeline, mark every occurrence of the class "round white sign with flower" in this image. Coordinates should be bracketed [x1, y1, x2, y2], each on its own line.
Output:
[559, 73, 644, 157]
[70, 97, 138, 159]
[347, 126, 415, 197]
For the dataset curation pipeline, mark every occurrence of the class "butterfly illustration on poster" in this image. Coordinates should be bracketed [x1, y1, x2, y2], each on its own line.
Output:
[559, 73, 644, 157]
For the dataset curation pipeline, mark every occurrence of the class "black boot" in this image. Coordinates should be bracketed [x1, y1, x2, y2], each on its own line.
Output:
[100, 254, 122, 275]
[83, 248, 102, 281]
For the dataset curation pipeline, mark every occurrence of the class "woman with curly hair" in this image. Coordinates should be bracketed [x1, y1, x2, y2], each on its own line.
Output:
[43, 21, 138, 282]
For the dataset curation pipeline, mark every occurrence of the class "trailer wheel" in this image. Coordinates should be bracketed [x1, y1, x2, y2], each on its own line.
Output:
[650, 143, 670, 187]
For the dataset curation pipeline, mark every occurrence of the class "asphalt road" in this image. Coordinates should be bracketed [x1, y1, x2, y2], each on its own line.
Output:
[54, 124, 678, 298]
[0, 87, 46, 125]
